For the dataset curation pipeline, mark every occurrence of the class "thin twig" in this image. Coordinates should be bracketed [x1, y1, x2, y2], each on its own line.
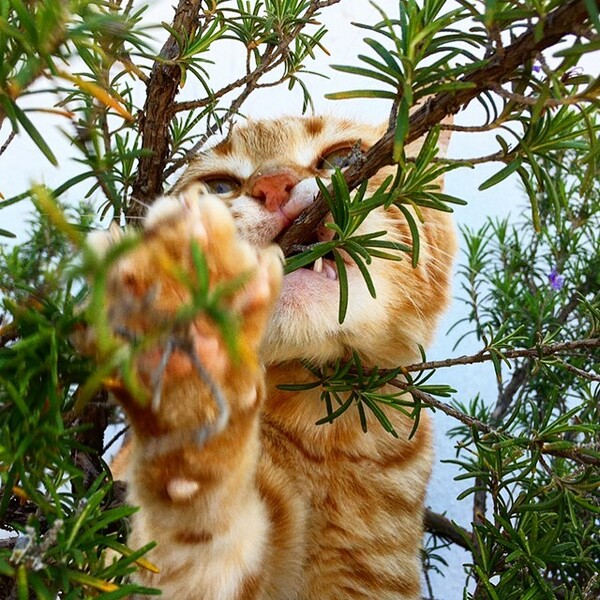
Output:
[440, 116, 512, 132]
[401, 338, 600, 374]
[164, 79, 262, 178]
[102, 424, 130, 454]
[583, 574, 599, 600]
[492, 365, 529, 423]
[391, 378, 496, 433]
[313, 0, 342, 7]
[390, 379, 600, 466]
[437, 151, 509, 165]
[554, 357, 600, 382]
[422, 566, 435, 600]
[0, 130, 16, 157]
[490, 83, 597, 107]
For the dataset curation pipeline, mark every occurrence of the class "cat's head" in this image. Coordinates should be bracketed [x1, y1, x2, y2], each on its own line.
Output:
[172, 116, 456, 368]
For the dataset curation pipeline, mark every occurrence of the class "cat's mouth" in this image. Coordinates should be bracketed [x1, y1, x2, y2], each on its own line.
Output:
[286, 248, 356, 283]
[305, 254, 338, 280]
[278, 217, 354, 283]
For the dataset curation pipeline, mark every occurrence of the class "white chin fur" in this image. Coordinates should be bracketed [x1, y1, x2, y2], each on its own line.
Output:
[262, 263, 391, 366]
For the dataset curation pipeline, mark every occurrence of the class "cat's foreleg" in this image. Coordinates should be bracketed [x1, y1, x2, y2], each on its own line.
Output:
[94, 195, 283, 599]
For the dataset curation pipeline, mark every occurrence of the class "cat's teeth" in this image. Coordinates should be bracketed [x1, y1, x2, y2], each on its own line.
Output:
[313, 257, 324, 274]
[323, 260, 337, 281]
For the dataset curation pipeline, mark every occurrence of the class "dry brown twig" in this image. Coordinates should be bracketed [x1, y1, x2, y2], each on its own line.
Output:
[490, 83, 599, 108]
[401, 338, 600, 380]
[389, 380, 600, 467]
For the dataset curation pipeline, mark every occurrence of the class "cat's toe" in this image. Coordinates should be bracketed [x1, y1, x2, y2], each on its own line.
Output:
[181, 192, 284, 351]
[88, 189, 283, 430]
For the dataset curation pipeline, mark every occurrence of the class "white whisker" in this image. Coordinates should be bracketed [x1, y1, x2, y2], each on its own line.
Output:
[129, 197, 151, 210]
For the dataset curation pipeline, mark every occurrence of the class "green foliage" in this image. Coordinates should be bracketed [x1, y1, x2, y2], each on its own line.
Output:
[2, 477, 159, 599]
[0, 0, 149, 167]
[328, 0, 482, 102]
[0, 201, 161, 597]
[1, 0, 599, 598]
[449, 123, 600, 598]
[279, 350, 454, 437]
[0, 0, 331, 218]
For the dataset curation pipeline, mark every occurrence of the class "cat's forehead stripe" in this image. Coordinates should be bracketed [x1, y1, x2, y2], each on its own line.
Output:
[231, 119, 344, 166]
[197, 118, 383, 177]
[213, 139, 232, 156]
[303, 117, 325, 136]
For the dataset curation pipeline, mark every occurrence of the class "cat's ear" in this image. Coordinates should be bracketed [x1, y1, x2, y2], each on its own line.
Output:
[436, 114, 453, 159]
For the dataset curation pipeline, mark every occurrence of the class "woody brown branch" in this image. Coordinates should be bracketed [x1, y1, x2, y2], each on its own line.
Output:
[424, 508, 472, 550]
[277, 0, 599, 255]
[130, 0, 204, 218]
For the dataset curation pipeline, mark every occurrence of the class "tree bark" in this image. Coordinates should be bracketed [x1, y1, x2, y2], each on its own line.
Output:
[130, 0, 203, 218]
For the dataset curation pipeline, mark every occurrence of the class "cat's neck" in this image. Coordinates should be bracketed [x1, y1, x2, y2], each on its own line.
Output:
[263, 361, 424, 460]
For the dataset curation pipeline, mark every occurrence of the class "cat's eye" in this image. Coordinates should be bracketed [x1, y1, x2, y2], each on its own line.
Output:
[201, 176, 241, 195]
[317, 146, 355, 170]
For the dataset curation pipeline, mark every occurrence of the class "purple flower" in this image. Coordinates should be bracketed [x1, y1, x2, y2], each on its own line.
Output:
[548, 267, 565, 291]
[532, 63, 542, 73]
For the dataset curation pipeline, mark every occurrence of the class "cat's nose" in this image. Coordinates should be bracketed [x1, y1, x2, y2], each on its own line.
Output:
[251, 170, 300, 212]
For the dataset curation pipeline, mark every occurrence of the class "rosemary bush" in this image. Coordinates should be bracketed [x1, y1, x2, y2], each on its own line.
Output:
[0, 1, 598, 598]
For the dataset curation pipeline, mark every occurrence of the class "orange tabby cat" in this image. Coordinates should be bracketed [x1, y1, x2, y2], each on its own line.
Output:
[92, 116, 456, 599]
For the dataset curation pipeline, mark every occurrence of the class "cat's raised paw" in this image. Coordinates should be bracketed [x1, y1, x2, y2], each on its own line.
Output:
[89, 191, 283, 440]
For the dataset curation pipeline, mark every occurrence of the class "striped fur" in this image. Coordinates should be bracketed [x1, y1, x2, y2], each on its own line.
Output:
[96, 116, 456, 599]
